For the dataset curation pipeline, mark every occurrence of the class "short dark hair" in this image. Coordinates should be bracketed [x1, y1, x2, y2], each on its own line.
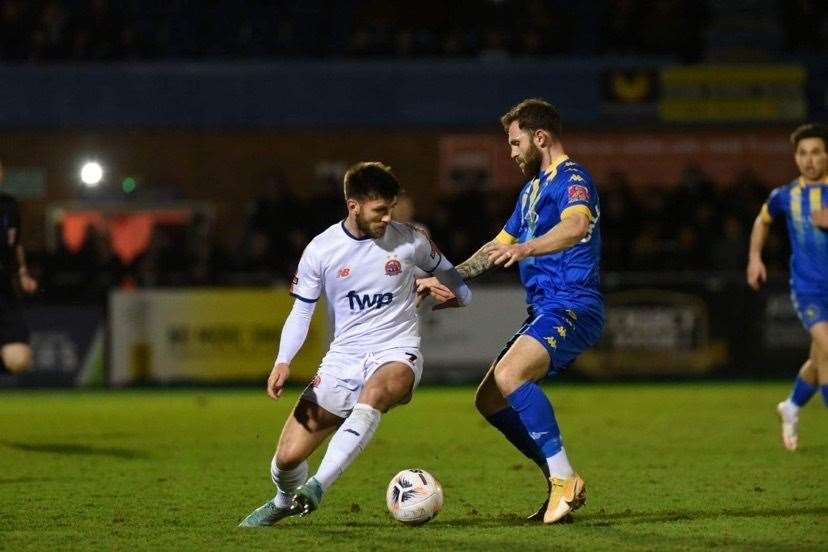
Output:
[790, 123, 828, 150]
[500, 98, 562, 139]
[343, 162, 401, 201]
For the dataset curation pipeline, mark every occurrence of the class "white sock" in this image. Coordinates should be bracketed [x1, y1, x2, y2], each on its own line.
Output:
[546, 447, 574, 479]
[270, 457, 308, 508]
[313, 403, 381, 492]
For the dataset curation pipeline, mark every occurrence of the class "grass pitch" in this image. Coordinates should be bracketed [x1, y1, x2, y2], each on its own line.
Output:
[0, 383, 826, 551]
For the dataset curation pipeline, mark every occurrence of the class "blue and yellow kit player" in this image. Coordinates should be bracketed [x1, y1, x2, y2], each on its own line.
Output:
[494, 152, 603, 373]
[418, 99, 603, 524]
[748, 122, 828, 451]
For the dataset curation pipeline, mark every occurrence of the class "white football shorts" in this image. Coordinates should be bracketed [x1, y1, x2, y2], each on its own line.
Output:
[300, 346, 424, 418]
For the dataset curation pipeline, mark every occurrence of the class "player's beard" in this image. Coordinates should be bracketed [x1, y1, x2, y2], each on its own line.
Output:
[518, 145, 542, 177]
[802, 163, 827, 181]
[356, 211, 387, 238]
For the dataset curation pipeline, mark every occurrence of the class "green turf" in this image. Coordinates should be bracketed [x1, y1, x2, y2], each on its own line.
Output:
[0, 383, 826, 551]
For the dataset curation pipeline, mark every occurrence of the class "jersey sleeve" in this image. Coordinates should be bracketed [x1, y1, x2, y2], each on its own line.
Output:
[411, 225, 443, 273]
[289, 241, 323, 303]
[760, 187, 786, 223]
[557, 172, 598, 222]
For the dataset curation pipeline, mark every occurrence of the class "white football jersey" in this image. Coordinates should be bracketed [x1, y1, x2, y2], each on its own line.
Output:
[289, 220, 443, 352]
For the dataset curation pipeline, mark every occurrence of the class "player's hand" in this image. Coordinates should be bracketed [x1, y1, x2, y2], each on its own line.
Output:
[415, 277, 457, 309]
[746, 258, 767, 291]
[266, 362, 290, 400]
[483, 242, 530, 267]
[432, 297, 461, 310]
[811, 208, 828, 229]
[19, 269, 37, 294]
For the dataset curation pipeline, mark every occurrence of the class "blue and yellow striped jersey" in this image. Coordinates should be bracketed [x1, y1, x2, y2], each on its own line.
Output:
[497, 155, 602, 310]
[761, 177, 828, 295]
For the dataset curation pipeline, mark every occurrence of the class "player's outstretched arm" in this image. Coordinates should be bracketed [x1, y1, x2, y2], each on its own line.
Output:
[747, 213, 770, 291]
[267, 298, 316, 400]
[415, 256, 472, 310]
[484, 213, 590, 268]
[455, 241, 498, 280]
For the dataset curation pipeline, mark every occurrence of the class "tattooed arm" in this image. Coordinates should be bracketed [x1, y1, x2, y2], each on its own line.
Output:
[416, 237, 506, 309]
[415, 241, 492, 310]
[455, 241, 497, 280]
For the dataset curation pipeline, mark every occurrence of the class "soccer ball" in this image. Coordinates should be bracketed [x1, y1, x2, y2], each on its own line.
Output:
[386, 468, 443, 526]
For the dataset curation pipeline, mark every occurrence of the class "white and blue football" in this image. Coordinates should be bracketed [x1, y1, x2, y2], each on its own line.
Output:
[386, 468, 443, 526]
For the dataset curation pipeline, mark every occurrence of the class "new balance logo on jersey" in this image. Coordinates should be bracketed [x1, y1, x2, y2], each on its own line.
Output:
[346, 290, 394, 311]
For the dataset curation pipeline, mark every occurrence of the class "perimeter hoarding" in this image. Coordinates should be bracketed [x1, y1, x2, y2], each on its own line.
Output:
[109, 288, 328, 386]
[420, 278, 805, 382]
[659, 64, 807, 123]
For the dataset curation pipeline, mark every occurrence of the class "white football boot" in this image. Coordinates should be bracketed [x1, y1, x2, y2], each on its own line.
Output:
[776, 401, 799, 451]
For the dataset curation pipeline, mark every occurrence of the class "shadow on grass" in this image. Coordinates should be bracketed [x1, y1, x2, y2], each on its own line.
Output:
[271, 512, 533, 531]
[431, 513, 537, 528]
[2, 441, 148, 460]
[577, 505, 828, 526]
[335, 505, 828, 530]
[237, 507, 825, 550]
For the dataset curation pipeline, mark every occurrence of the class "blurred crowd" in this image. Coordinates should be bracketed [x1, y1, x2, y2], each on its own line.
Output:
[0, 0, 824, 63]
[425, 166, 788, 274]
[22, 165, 790, 305]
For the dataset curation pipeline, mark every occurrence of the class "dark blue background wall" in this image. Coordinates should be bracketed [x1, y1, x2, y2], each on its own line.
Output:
[0, 60, 612, 128]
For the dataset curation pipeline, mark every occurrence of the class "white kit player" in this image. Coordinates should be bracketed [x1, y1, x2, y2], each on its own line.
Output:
[240, 162, 471, 526]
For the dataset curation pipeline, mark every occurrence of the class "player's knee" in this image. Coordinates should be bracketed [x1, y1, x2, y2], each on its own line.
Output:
[362, 371, 412, 411]
[493, 361, 528, 395]
[811, 343, 828, 367]
[492, 362, 511, 391]
[810, 326, 828, 357]
[360, 385, 399, 412]
[275, 448, 305, 470]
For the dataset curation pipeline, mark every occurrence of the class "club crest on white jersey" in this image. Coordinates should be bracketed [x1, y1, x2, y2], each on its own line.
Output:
[290, 221, 442, 352]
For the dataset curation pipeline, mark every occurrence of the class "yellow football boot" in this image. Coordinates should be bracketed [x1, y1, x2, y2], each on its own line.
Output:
[543, 474, 586, 524]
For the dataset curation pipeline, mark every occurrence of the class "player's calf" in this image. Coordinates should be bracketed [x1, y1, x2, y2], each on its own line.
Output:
[474, 364, 508, 416]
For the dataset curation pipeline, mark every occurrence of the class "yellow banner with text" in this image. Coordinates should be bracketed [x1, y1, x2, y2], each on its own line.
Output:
[109, 288, 327, 385]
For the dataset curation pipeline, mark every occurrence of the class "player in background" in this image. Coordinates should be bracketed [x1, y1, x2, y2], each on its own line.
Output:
[419, 98, 603, 524]
[0, 158, 38, 376]
[393, 194, 441, 282]
[391, 194, 418, 229]
[747, 123, 828, 451]
[239, 162, 471, 526]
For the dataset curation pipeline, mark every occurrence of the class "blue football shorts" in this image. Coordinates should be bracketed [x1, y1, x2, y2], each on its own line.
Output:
[791, 290, 828, 330]
[496, 303, 604, 376]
